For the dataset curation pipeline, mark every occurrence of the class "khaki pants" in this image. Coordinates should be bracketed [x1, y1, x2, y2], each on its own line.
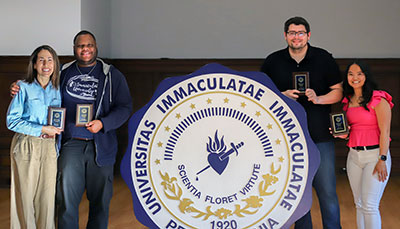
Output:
[10, 133, 57, 229]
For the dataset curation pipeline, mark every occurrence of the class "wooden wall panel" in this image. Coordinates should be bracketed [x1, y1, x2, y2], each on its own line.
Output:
[0, 57, 399, 187]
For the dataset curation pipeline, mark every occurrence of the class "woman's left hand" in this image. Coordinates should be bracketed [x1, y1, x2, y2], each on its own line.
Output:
[373, 160, 388, 182]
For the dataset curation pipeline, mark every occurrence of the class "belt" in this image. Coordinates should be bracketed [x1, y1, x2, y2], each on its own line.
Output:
[72, 137, 93, 141]
[352, 145, 379, 151]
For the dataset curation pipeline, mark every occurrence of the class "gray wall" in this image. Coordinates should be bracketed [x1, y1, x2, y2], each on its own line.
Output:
[0, 0, 80, 56]
[1, 0, 400, 58]
[110, 0, 400, 58]
[81, 0, 110, 58]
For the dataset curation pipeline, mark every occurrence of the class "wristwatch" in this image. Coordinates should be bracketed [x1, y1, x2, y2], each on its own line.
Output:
[379, 155, 387, 161]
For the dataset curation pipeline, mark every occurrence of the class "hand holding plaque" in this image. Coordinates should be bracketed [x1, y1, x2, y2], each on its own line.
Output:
[76, 104, 93, 127]
[293, 72, 309, 95]
[329, 112, 349, 136]
[48, 107, 66, 130]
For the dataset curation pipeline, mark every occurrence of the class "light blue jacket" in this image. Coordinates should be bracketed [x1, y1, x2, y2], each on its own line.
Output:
[7, 80, 61, 137]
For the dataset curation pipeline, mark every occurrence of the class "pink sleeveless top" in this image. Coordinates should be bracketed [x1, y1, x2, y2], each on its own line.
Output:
[342, 90, 394, 147]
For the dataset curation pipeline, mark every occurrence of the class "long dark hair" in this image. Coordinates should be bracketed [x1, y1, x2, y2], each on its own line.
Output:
[343, 60, 377, 111]
[26, 45, 60, 89]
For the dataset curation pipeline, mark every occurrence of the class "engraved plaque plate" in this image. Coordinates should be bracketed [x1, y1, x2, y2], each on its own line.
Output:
[48, 107, 66, 130]
[76, 104, 93, 127]
[329, 112, 349, 136]
[293, 72, 309, 95]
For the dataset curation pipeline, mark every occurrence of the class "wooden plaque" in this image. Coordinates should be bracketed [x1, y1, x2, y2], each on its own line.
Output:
[48, 107, 66, 130]
[329, 112, 349, 136]
[76, 104, 93, 127]
[293, 72, 309, 95]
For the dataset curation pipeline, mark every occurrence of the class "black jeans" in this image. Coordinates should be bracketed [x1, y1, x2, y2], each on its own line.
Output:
[56, 139, 114, 229]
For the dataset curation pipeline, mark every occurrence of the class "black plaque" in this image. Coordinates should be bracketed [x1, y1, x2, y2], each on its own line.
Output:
[76, 104, 93, 127]
[293, 72, 309, 95]
[48, 107, 66, 130]
[329, 112, 349, 136]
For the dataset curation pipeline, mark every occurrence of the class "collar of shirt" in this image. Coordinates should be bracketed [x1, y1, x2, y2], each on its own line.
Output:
[284, 43, 314, 64]
[33, 78, 54, 91]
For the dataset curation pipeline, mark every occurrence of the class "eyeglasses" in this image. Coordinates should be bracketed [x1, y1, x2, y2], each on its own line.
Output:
[286, 31, 307, 38]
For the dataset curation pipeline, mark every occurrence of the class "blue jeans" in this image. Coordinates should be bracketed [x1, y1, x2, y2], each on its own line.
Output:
[56, 139, 114, 229]
[295, 141, 341, 229]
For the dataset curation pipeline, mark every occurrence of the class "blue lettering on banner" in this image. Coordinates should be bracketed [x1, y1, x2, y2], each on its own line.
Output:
[178, 165, 201, 199]
[268, 100, 306, 213]
[134, 120, 162, 215]
[156, 77, 265, 113]
[239, 164, 261, 195]
[257, 218, 279, 229]
[166, 219, 186, 229]
[204, 193, 238, 204]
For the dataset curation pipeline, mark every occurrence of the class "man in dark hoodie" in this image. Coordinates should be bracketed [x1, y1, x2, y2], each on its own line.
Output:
[56, 30, 132, 229]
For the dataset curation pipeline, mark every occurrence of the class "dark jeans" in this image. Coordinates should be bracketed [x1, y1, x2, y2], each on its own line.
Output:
[56, 139, 114, 229]
[295, 141, 341, 229]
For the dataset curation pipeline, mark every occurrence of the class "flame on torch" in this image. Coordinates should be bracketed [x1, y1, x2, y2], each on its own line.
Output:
[206, 130, 227, 154]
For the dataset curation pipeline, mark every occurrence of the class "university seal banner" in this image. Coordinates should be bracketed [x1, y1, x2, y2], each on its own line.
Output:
[121, 63, 320, 229]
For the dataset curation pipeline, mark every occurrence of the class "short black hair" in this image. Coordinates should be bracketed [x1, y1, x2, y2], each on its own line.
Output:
[73, 30, 96, 45]
[284, 16, 310, 33]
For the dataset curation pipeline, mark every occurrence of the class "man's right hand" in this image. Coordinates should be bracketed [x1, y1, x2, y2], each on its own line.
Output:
[282, 89, 300, 100]
[10, 80, 20, 97]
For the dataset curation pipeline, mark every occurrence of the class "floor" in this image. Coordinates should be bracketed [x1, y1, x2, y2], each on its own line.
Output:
[0, 172, 399, 228]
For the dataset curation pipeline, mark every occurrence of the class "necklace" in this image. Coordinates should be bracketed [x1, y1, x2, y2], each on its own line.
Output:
[76, 62, 97, 76]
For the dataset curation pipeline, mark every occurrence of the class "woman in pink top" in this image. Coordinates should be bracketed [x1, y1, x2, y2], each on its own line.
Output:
[340, 60, 393, 229]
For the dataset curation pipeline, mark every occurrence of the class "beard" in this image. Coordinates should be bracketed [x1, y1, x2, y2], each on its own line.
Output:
[74, 49, 98, 67]
[288, 42, 307, 51]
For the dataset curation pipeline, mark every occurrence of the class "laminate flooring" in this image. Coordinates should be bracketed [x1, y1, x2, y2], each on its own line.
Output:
[0, 173, 398, 228]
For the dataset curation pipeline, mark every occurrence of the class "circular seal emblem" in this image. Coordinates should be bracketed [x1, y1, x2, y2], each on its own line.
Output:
[121, 63, 319, 229]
